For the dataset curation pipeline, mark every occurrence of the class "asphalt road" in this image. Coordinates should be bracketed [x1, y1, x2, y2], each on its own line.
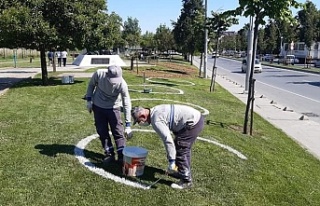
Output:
[205, 57, 320, 124]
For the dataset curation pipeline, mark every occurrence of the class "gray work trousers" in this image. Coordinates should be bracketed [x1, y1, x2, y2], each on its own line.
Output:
[174, 115, 205, 182]
[93, 104, 125, 158]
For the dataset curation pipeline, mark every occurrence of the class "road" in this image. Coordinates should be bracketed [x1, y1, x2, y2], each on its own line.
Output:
[204, 57, 320, 124]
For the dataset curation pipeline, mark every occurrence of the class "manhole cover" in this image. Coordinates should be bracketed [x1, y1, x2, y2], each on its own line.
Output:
[302, 112, 320, 117]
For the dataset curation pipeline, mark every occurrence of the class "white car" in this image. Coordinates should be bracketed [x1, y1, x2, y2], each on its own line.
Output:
[241, 59, 262, 73]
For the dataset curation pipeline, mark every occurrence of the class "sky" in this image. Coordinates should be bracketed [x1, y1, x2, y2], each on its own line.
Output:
[107, 0, 319, 34]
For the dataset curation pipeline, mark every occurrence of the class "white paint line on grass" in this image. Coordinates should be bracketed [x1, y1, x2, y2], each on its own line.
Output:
[146, 77, 196, 86]
[128, 84, 184, 94]
[135, 129, 247, 160]
[74, 134, 150, 190]
[74, 130, 247, 189]
[197, 137, 247, 160]
[131, 98, 210, 116]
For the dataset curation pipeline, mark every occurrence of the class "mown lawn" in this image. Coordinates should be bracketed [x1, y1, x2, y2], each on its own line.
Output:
[0, 62, 320, 206]
[0, 57, 74, 68]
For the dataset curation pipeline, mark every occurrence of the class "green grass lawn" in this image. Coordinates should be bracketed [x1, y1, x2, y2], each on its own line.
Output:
[1, 63, 320, 206]
[0, 57, 74, 69]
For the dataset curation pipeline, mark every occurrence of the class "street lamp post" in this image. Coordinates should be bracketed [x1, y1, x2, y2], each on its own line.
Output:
[280, 36, 283, 55]
[244, 16, 254, 93]
[203, 0, 208, 79]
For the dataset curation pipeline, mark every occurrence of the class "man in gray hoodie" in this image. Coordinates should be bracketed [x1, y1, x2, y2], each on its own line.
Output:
[86, 65, 132, 164]
[131, 104, 205, 189]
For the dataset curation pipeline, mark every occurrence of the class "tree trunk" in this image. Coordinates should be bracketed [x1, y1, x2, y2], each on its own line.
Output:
[199, 53, 203, 77]
[243, 19, 259, 134]
[210, 35, 220, 92]
[136, 57, 139, 74]
[40, 47, 49, 86]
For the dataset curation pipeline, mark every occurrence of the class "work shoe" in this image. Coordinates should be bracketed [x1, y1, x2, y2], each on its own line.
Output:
[167, 171, 181, 179]
[171, 179, 193, 189]
[116, 157, 124, 166]
[103, 155, 115, 164]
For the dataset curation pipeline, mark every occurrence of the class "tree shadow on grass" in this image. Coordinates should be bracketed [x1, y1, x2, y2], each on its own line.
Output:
[206, 120, 243, 132]
[11, 77, 84, 89]
[34, 143, 173, 188]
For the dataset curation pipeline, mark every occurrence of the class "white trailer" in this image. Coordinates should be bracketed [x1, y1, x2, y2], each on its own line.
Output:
[280, 42, 320, 61]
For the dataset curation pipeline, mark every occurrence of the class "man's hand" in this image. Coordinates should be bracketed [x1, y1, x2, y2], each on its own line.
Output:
[167, 160, 178, 174]
[124, 127, 133, 140]
[86, 101, 92, 113]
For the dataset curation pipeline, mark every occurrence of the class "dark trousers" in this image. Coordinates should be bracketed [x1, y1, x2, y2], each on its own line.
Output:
[57, 58, 62, 67]
[93, 105, 125, 158]
[62, 58, 67, 66]
[48, 58, 52, 66]
[174, 115, 205, 182]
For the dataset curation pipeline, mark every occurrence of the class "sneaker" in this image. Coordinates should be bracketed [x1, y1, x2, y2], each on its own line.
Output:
[103, 155, 115, 164]
[171, 180, 193, 189]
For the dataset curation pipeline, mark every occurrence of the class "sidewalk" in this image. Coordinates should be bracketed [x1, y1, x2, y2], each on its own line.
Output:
[0, 64, 92, 96]
[1, 61, 320, 161]
[193, 58, 320, 161]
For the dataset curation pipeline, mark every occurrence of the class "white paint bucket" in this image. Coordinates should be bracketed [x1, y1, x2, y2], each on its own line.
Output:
[122, 146, 148, 177]
[61, 75, 74, 84]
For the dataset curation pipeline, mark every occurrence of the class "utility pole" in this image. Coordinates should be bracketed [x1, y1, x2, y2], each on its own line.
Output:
[244, 16, 254, 93]
[203, 0, 208, 78]
[275, 22, 283, 56]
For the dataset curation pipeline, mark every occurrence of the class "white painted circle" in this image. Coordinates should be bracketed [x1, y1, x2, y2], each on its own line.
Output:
[74, 129, 247, 190]
[128, 84, 184, 94]
[131, 98, 210, 116]
[146, 77, 195, 86]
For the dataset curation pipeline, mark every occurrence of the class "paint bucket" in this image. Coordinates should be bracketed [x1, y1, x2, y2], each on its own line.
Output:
[61, 75, 74, 84]
[122, 146, 148, 177]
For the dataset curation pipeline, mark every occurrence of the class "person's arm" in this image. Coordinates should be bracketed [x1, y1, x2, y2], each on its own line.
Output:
[86, 72, 98, 100]
[120, 80, 132, 125]
[152, 121, 176, 161]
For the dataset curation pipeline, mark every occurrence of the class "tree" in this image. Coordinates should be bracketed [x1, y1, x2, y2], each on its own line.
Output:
[220, 35, 237, 51]
[315, 10, 320, 42]
[207, 11, 238, 92]
[101, 12, 125, 53]
[101, 12, 123, 52]
[257, 28, 266, 54]
[264, 21, 278, 54]
[154, 24, 175, 52]
[274, 19, 299, 51]
[122, 17, 141, 49]
[0, 0, 108, 85]
[172, 0, 205, 65]
[229, 0, 303, 134]
[297, 1, 318, 67]
[140, 31, 156, 52]
[237, 27, 249, 51]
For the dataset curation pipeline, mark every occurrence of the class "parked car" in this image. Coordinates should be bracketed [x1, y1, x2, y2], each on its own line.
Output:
[262, 54, 274, 62]
[241, 59, 262, 73]
[212, 52, 220, 58]
[315, 59, 320, 68]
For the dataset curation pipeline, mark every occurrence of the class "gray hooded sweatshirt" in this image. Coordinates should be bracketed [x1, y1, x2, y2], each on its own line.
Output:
[86, 69, 131, 123]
